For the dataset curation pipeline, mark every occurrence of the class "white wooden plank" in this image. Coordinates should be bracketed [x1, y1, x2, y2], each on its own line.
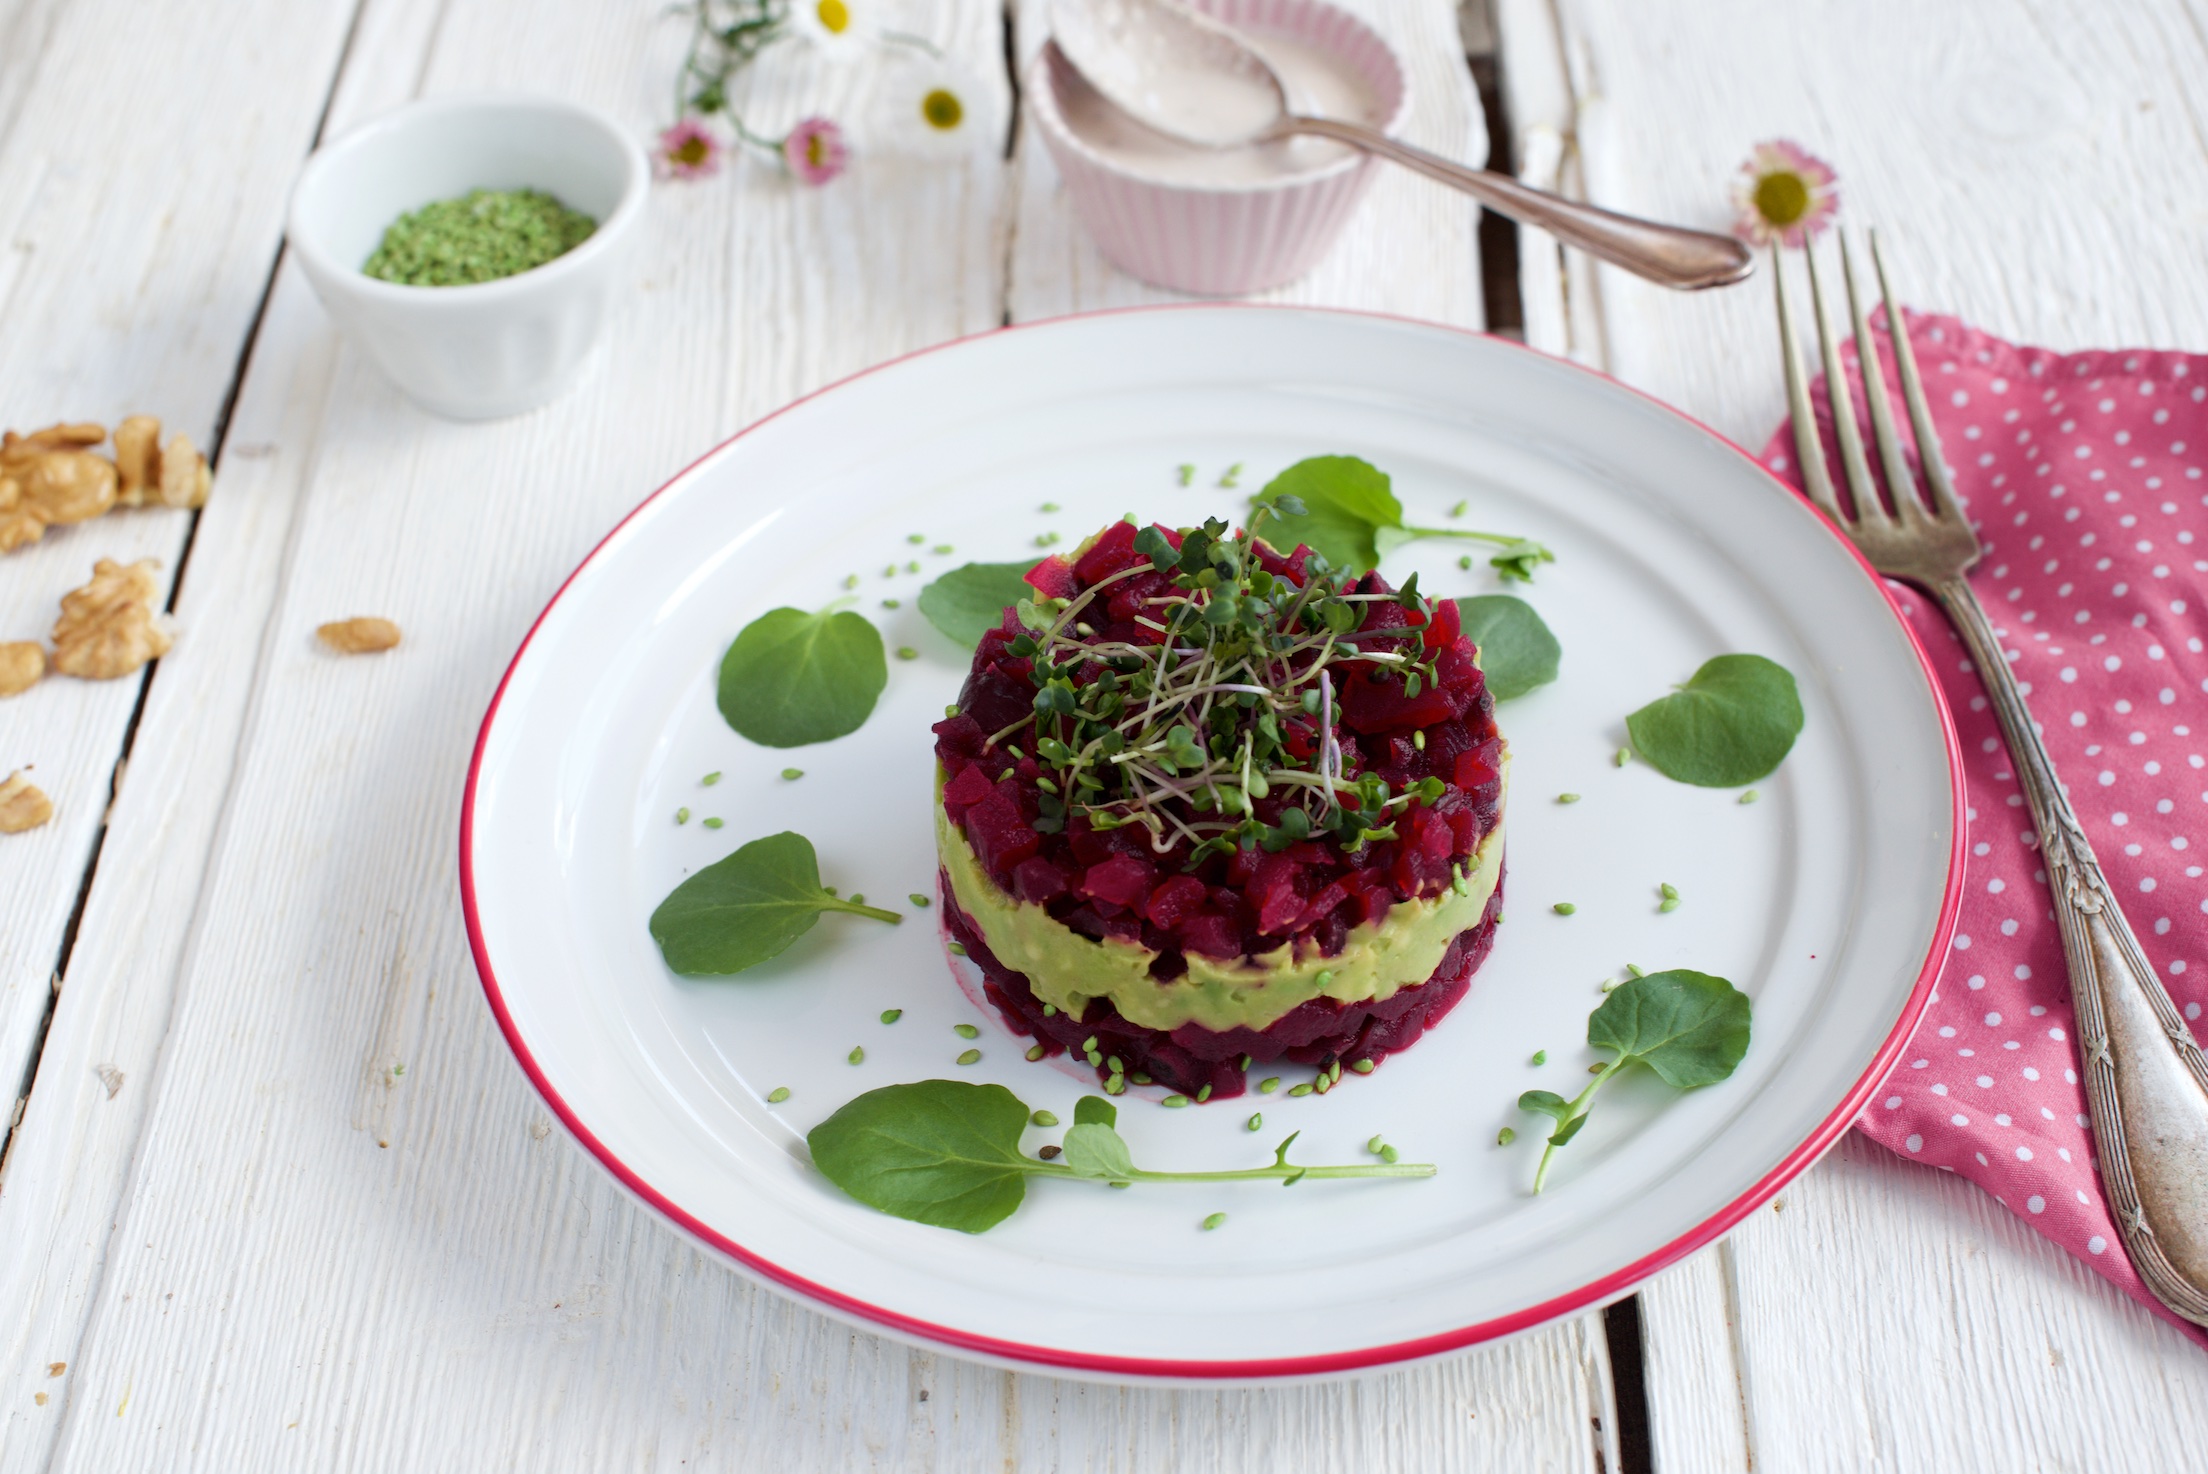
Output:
[0, 1, 461, 1462]
[0, 0, 364, 1158]
[1495, 0, 2208, 1467]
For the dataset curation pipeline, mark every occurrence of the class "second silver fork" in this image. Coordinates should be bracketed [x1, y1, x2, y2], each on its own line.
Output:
[1778, 232, 2208, 1327]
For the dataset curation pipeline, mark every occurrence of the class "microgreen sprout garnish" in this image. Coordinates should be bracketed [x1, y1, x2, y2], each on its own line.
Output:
[1247, 1113, 1263, 1131]
[703, 771, 722, 786]
[1615, 748, 1631, 767]
[1177, 465, 1194, 487]
[1552, 902, 1576, 916]
[848, 1046, 865, 1065]
[1025, 1044, 1046, 1061]
[881, 1009, 903, 1024]
[649, 830, 901, 975]
[1557, 793, 1581, 804]
[882, 598, 901, 609]
[1249, 456, 1554, 583]
[909, 893, 930, 907]
[1658, 882, 1681, 914]
[676, 808, 691, 824]
[1041, 501, 1061, 513]
[957, 1049, 981, 1066]
[768, 1086, 791, 1103]
[1219, 463, 1242, 489]
[947, 942, 966, 956]
[1531, 1050, 1547, 1066]
[1032, 1109, 1058, 1127]
[908, 534, 926, 545]
[1258, 1077, 1280, 1094]
[1496, 1126, 1515, 1146]
[1202, 1212, 1228, 1230]
[702, 817, 724, 829]
[954, 1023, 980, 1039]
[971, 513, 1481, 864]
[1516, 970, 1751, 1193]
[1739, 789, 1759, 804]
[807, 1083, 1435, 1231]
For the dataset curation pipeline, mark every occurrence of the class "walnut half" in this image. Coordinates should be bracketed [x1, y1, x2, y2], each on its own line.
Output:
[0, 641, 44, 696]
[0, 769, 52, 833]
[317, 617, 401, 654]
[51, 558, 173, 679]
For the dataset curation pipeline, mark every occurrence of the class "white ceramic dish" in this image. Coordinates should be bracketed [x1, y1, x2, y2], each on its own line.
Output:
[463, 306, 1962, 1383]
[289, 94, 649, 421]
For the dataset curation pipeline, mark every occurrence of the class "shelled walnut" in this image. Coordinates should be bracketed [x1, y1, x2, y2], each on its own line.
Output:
[317, 617, 402, 654]
[0, 417, 211, 551]
[51, 558, 172, 679]
[0, 641, 43, 696]
[0, 769, 51, 833]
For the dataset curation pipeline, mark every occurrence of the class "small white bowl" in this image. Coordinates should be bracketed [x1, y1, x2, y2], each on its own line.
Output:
[1029, 0, 1409, 297]
[289, 95, 649, 421]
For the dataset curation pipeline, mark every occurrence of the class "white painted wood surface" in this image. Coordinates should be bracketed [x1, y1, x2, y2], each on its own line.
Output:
[0, 2, 1622, 1470]
[0, 0, 362, 1180]
[1497, 0, 2208, 1468]
[7, 0, 2208, 1467]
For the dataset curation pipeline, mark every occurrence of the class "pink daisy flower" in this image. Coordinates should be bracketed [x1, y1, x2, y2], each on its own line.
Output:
[1730, 139, 1839, 248]
[657, 119, 723, 181]
[783, 116, 850, 186]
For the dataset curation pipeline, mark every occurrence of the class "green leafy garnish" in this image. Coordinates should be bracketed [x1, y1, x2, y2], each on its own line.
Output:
[918, 560, 1036, 648]
[1516, 970, 1752, 1192]
[807, 1082, 1435, 1233]
[1624, 654, 1803, 787]
[648, 830, 901, 976]
[1454, 595, 1560, 701]
[717, 604, 887, 748]
[1248, 455, 1553, 582]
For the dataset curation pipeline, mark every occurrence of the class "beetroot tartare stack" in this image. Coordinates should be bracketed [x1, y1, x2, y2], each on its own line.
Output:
[931, 514, 1507, 1102]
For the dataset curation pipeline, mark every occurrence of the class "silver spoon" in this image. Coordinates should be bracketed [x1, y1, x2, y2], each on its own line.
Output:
[1048, 0, 1753, 291]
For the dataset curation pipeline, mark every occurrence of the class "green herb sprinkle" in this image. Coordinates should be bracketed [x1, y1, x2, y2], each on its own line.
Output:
[361, 188, 596, 287]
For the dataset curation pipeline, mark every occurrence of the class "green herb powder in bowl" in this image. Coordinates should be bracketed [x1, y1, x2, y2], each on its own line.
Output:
[362, 188, 596, 287]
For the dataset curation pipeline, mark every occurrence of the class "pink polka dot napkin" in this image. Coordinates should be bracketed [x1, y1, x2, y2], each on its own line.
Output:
[1758, 309, 2208, 1345]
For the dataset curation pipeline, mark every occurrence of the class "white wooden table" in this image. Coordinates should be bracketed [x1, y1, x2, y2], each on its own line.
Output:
[3, 1, 2205, 1467]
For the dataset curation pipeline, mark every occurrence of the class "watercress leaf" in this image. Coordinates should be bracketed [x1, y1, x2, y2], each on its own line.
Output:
[717, 605, 887, 747]
[806, 1080, 1034, 1233]
[1249, 455, 1402, 571]
[1588, 970, 1753, 1089]
[918, 561, 1035, 648]
[1624, 654, 1803, 787]
[1548, 1109, 1591, 1147]
[648, 830, 896, 976]
[1517, 1089, 1574, 1122]
[1073, 1094, 1118, 1129]
[1061, 1122, 1137, 1181]
[1455, 595, 1562, 702]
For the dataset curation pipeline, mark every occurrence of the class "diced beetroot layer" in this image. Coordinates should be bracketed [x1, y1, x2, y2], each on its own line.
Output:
[942, 863, 1504, 1100]
[933, 541, 1506, 968]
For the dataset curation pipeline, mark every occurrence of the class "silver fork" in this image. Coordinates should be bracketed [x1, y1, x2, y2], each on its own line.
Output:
[1778, 232, 2208, 1326]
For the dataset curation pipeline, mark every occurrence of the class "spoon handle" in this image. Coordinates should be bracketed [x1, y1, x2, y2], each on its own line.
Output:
[1278, 116, 1753, 292]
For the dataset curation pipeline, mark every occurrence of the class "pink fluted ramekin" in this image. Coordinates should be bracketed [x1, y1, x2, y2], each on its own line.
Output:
[1027, 0, 1410, 298]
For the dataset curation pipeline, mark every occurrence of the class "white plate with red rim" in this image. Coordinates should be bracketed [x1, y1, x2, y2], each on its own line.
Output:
[463, 305, 1963, 1383]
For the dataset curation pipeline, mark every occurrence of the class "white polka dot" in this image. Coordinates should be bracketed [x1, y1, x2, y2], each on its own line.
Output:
[2089, 1235, 2108, 1254]
[1976, 1075, 1994, 1088]
[2023, 1066, 2040, 1080]
[2016, 965, 2033, 980]
[1906, 1133, 1923, 1152]
[1951, 1113, 1970, 1126]
[1885, 1096, 1902, 1109]
[1984, 1012, 2002, 1026]
[2017, 1146, 2034, 1161]
[2028, 1194, 2046, 1213]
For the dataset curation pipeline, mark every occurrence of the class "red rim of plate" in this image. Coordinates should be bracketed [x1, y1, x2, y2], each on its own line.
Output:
[460, 303, 1967, 1381]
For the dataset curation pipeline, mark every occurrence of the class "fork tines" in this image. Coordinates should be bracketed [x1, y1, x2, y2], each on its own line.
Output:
[1774, 231, 1976, 556]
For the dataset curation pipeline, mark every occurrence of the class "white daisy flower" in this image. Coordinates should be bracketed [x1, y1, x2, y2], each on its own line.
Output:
[871, 58, 1002, 158]
[788, 0, 874, 56]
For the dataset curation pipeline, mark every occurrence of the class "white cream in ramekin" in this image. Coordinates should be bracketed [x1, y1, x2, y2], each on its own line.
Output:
[1029, 0, 1409, 296]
